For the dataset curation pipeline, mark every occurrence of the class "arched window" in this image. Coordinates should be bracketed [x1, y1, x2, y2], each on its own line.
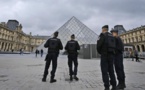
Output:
[141, 45, 145, 52]
[133, 46, 135, 50]
[1, 42, 4, 50]
[137, 45, 140, 52]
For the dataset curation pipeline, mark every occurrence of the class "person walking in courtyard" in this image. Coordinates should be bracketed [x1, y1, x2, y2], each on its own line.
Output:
[97, 25, 117, 90]
[20, 48, 22, 55]
[130, 49, 134, 61]
[40, 49, 43, 57]
[20, 48, 23, 55]
[134, 49, 140, 62]
[111, 29, 126, 90]
[35, 49, 38, 57]
[42, 31, 63, 83]
[65, 34, 80, 81]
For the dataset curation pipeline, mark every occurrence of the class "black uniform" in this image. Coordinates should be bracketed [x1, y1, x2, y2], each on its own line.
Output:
[35, 49, 38, 57]
[65, 40, 80, 76]
[97, 32, 117, 89]
[43, 37, 63, 81]
[41, 49, 43, 57]
[114, 37, 126, 88]
[134, 50, 139, 62]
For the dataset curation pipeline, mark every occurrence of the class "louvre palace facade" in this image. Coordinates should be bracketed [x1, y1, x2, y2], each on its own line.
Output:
[0, 20, 47, 52]
[120, 25, 145, 52]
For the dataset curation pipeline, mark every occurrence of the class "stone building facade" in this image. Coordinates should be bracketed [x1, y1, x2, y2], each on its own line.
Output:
[120, 25, 145, 52]
[0, 20, 47, 52]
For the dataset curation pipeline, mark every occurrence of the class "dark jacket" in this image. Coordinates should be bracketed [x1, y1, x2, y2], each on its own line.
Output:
[115, 37, 124, 54]
[65, 40, 80, 54]
[41, 49, 43, 53]
[44, 37, 63, 54]
[97, 32, 113, 55]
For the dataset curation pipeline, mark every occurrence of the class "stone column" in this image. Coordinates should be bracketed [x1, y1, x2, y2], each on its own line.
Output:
[1, 42, 4, 51]
[16, 44, 18, 51]
[139, 45, 143, 52]
[0, 42, 1, 48]
[3, 43, 6, 51]
[144, 44, 145, 52]
[8, 43, 11, 51]
[134, 45, 137, 50]
[11, 44, 13, 50]
[12, 43, 16, 51]
[5, 43, 8, 51]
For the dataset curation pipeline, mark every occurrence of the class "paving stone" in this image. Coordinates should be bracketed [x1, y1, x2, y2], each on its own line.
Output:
[0, 54, 145, 90]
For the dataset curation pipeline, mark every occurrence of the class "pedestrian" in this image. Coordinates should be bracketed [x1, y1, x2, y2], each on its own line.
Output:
[12, 49, 14, 52]
[134, 50, 140, 62]
[97, 25, 117, 90]
[35, 49, 38, 57]
[42, 31, 63, 83]
[130, 49, 134, 61]
[111, 29, 126, 89]
[21, 48, 23, 55]
[20, 48, 22, 55]
[40, 49, 43, 57]
[65, 34, 80, 81]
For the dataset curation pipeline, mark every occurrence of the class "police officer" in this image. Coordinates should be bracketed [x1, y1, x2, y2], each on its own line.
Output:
[65, 34, 80, 81]
[97, 25, 117, 90]
[42, 31, 63, 83]
[111, 29, 126, 89]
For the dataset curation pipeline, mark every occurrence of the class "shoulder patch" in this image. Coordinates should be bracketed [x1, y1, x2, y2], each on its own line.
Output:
[98, 36, 100, 40]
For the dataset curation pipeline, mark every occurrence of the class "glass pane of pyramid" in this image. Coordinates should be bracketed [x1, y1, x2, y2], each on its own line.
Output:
[37, 16, 98, 53]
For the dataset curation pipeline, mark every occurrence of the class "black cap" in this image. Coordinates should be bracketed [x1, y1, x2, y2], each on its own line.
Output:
[102, 25, 109, 29]
[54, 31, 59, 37]
[111, 29, 118, 33]
[54, 31, 59, 35]
[71, 34, 75, 38]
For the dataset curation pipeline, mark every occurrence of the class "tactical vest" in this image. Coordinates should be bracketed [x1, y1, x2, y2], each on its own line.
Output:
[49, 38, 58, 50]
[68, 41, 77, 53]
[104, 33, 116, 53]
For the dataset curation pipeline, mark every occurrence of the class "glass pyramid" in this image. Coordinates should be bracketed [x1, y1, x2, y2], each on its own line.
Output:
[37, 16, 98, 53]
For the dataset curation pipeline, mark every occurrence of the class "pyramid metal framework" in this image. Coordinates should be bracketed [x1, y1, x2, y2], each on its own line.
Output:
[54, 17, 98, 45]
[37, 17, 98, 52]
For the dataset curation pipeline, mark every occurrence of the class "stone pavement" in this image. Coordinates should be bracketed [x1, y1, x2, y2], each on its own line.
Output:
[0, 54, 145, 90]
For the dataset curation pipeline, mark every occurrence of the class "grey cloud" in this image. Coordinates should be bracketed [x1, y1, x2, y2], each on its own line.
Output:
[0, 0, 145, 35]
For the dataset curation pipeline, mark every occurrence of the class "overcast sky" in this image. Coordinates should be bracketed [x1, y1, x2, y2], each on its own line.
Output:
[0, 0, 145, 36]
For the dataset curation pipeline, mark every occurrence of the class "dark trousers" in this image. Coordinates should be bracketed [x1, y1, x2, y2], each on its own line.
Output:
[114, 54, 125, 84]
[43, 53, 58, 79]
[41, 53, 43, 57]
[68, 54, 78, 76]
[135, 55, 140, 62]
[101, 54, 116, 88]
[36, 53, 37, 57]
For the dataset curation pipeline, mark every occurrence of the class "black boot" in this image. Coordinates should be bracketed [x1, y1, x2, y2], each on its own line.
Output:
[42, 78, 46, 82]
[74, 75, 79, 81]
[50, 76, 57, 83]
[50, 79, 57, 83]
[70, 76, 73, 81]
[117, 82, 126, 89]
[42, 76, 47, 82]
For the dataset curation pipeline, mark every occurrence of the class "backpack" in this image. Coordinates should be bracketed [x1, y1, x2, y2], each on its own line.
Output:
[105, 33, 116, 53]
[49, 38, 58, 50]
[68, 41, 76, 51]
